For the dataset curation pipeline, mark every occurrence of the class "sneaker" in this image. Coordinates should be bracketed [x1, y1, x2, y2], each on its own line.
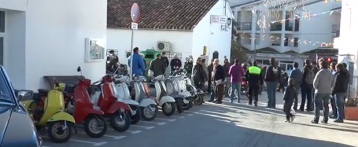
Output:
[333, 119, 344, 123]
[254, 103, 258, 107]
[311, 120, 318, 124]
[321, 120, 328, 124]
[290, 116, 295, 122]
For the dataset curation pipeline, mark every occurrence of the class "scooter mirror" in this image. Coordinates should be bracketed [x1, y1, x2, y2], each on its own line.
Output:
[16, 90, 34, 101]
[77, 66, 82, 72]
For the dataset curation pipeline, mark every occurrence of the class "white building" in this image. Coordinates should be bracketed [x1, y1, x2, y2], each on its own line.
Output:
[336, 0, 357, 97]
[231, 0, 341, 70]
[0, 0, 107, 90]
[106, 0, 233, 65]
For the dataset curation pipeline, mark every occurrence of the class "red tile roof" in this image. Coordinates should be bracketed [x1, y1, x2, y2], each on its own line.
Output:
[107, 0, 219, 30]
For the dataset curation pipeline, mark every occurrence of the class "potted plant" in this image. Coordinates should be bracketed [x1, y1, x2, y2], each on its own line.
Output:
[345, 98, 358, 120]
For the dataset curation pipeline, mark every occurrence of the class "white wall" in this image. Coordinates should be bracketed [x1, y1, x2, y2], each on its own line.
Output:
[192, 0, 232, 64]
[106, 29, 193, 64]
[2, 0, 107, 90]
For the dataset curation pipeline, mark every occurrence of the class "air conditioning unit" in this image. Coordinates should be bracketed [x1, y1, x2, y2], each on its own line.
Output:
[157, 41, 172, 51]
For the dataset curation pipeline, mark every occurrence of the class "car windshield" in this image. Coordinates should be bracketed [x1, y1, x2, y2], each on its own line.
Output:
[0, 68, 14, 101]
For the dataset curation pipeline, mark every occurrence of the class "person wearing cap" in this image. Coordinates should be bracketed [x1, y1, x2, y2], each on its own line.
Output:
[106, 50, 119, 73]
[170, 54, 182, 74]
[127, 47, 146, 76]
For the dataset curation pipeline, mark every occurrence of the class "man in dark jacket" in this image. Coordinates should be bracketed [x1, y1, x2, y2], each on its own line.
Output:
[212, 59, 225, 104]
[149, 54, 166, 77]
[161, 52, 169, 67]
[264, 58, 281, 108]
[193, 58, 207, 90]
[170, 54, 182, 74]
[184, 57, 193, 78]
[207, 59, 214, 93]
[245, 61, 263, 106]
[289, 62, 302, 110]
[223, 58, 231, 78]
[332, 63, 349, 123]
[106, 50, 119, 73]
[300, 59, 314, 111]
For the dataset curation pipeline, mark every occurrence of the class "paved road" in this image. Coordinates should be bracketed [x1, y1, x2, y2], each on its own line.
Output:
[42, 93, 358, 147]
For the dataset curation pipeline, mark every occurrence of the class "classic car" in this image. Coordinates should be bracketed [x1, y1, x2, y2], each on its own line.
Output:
[0, 65, 42, 147]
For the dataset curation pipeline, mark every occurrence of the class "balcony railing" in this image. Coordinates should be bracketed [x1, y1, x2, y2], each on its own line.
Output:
[237, 22, 260, 31]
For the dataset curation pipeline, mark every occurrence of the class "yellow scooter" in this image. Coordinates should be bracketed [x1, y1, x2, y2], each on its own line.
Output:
[22, 82, 75, 143]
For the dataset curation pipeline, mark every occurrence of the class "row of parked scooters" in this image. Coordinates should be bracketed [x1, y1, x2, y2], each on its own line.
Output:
[17, 66, 205, 143]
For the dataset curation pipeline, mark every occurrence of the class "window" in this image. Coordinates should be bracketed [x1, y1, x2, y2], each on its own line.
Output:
[0, 11, 4, 33]
[0, 68, 13, 101]
[294, 38, 298, 47]
[284, 37, 288, 46]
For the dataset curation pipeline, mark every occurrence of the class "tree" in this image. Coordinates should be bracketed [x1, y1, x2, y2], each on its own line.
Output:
[230, 38, 248, 63]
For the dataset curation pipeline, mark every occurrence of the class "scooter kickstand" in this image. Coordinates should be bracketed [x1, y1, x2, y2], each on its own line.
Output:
[73, 126, 78, 133]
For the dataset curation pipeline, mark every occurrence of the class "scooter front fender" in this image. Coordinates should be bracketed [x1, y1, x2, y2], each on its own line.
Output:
[21, 100, 36, 111]
[159, 96, 176, 106]
[121, 99, 139, 106]
[48, 111, 75, 124]
[139, 98, 157, 107]
[107, 102, 132, 114]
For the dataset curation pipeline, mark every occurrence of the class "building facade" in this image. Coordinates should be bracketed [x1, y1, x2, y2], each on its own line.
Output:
[0, 0, 107, 90]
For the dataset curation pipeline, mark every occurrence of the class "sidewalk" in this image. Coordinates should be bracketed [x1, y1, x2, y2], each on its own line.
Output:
[204, 92, 358, 146]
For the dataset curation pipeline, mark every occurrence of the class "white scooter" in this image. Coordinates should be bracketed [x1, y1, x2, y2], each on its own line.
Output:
[126, 75, 157, 121]
[166, 75, 192, 111]
[150, 75, 177, 116]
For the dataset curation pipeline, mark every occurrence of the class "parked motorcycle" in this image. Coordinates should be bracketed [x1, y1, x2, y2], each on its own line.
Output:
[91, 74, 134, 132]
[65, 66, 107, 138]
[149, 75, 177, 116]
[125, 75, 157, 121]
[21, 82, 75, 143]
[110, 75, 142, 124]
[166, 74, 192, 111]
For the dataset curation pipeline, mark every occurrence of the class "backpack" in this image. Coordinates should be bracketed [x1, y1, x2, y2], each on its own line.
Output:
[304, 68, 315, 84]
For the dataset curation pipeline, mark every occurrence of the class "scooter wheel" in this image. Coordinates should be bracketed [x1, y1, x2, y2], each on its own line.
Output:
[162, 102, 176, 116]
[182, 101, 193, 110]
[110, 111, 131, 132]
[140, 105, 157, 121]
[175, 99, 184, 113]
[194, 95, 204, 106]
[84, 115, 107, 138]
[47, 121, 72, 143]
[131, 107, 141, 124]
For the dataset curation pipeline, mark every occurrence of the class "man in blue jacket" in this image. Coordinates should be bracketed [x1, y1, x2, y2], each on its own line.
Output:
[128, 47, 146, 76]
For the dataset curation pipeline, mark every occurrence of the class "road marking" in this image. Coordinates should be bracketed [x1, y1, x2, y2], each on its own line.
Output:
[155, 118, 176, 121]
[127, 130, 142, 134]
[42, 146, 51, 147]
[141, 121, 167, 125]
[186, 113, 194, 116]
[179, 116, 185, 118]
[41, 136, 107, 146]
[104, 135, 127, 140]
[132, 124, 155, 129]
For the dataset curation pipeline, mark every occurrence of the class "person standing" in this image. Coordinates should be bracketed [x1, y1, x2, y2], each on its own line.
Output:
[283, 78, 297, 122]
[329, 62, 338, 118]
[184, 57, 193, 78]
[332, 63, 349, 123]
[288, 62, 302, 111]
[161, 52, 169, 67]
[246, 61, 263, 106]
[311, 60, 335, 124]
[149, 54, 166, 77]
[264, 58, 281, 108]
[192, 58, 207, 91]
[228, 58, 245, 103]
[106, 50, 119, 73]
[127, 47, 146, 76]
[207, 59, 214, 94]
[170, 54, 182, 74]
[300, 59, 315, 111]
[212, 59, 225, 104]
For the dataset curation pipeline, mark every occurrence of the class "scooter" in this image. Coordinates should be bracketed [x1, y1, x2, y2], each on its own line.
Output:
[21, 81, 75, 143]
[150, 75, 177, 116]
[64, 66, 107, 138]
[91, 74, 134, 132]
[124, 75, 157, 121]
[166, 74, 191, 112]
[110, 75, 141, 124]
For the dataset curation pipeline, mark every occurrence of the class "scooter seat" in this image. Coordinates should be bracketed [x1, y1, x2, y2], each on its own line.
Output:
[38, 89, 49, 95]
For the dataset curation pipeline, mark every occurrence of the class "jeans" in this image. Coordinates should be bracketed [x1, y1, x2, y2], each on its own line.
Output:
[209, 85, 216, 101]
[314, 93, 330, 122]
[335, 93, 346, 120]
[300, 85, 313, 110]
[231, 82, 241, 102]
[331, 95, 337, 117]
[266, 82, 277, 108]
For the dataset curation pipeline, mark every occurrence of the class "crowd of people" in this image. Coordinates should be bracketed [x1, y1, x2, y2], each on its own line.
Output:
[107, 48, 350, 124]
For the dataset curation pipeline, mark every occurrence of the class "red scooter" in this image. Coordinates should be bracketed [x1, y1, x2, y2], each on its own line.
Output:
[91, 74, 133, 132]
[65, 66, 107, 138]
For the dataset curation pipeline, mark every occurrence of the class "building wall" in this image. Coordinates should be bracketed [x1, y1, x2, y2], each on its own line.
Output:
[192, 0, 232, 64]
[106, 29, 193, 64]
[1, 0, 107, 90]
